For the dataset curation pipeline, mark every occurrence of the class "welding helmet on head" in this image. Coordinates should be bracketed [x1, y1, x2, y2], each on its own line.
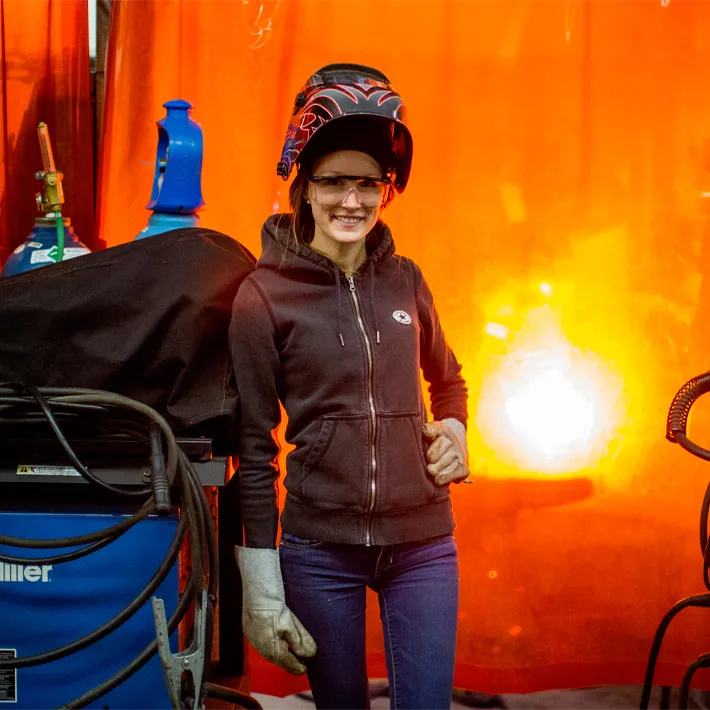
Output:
[276, 63, 413, 193]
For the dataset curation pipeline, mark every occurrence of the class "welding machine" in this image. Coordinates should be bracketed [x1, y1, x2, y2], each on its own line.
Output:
[0, 388, 233, 708]
[0, 509, 179, 707]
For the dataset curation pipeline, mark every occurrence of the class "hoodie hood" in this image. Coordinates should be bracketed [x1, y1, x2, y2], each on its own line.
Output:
[258, 213, 396, 281]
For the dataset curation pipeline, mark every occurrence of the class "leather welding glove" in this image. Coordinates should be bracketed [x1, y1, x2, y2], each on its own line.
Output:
[235, 546, 317, 675]
[422, 418, 471, 486]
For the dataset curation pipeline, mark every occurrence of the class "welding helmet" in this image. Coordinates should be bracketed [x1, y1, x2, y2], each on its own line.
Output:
[276, 63, 413, 193]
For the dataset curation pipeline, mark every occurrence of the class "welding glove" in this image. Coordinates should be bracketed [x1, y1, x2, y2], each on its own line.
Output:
[235, 546, 317, 675]
[422, 418, 471, 486]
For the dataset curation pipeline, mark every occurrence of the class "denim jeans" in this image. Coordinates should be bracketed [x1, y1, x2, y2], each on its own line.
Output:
[279, 532, 459, 710]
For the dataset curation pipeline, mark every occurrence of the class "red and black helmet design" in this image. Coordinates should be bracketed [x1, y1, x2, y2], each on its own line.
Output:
[277, 64, 413, 193]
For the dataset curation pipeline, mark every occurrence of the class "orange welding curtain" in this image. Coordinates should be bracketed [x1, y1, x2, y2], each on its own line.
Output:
[99, 0, 710, 697]
[0, 0, 94, 263]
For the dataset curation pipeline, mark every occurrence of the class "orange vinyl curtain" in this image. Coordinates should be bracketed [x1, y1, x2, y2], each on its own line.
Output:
[0, 0, 94, 263]
[99, 0, 710, 696]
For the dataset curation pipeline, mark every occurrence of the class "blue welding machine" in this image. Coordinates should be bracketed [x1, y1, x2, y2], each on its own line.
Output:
[0, 510, 178, 708]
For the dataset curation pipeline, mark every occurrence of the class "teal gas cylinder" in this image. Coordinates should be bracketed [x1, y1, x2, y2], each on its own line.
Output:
[1, 218, 90, 278]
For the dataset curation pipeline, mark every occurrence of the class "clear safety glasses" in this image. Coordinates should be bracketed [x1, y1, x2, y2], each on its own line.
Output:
[309, 175, 391, 207]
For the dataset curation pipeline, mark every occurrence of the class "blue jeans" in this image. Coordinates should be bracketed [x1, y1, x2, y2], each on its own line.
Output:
[279, 532, 459, 710]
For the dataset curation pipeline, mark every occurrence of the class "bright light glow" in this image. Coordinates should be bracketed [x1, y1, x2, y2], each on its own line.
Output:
[474, 304, 626, 476]
[504, 369, 595, 458]
[539, 282, 553, 297]
[485, 322, 510, 340]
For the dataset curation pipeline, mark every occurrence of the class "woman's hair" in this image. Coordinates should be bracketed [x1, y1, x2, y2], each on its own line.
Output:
[288, 169, 315, 248]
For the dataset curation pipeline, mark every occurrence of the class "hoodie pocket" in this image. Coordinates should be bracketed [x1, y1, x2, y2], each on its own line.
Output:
[378, 413, 449, 511]
[300, 415, 370, 511]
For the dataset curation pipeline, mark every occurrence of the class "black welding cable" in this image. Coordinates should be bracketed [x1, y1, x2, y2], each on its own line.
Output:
[0, 396, 67, 407]
[641, 374, 710, 710]
[0, 403, 97, 424]
[0, 416, 80, 424]
[60, 568, 199, 709]
[666, 372, 710, 454]
[21, 386, 152, 497]
[0, 500, 154, 548]
[0, 497, 153, 564]
[181, 453, 219, 671]
[674, 431, 710, 463]
[178, 463, 207, 591]
[169, 459, 218, 710]
[672, 437, 710, 588]
[1, 387, 181, 490]
[0, 399, 105, 414]
[665, 376, 710, 589]
[179, 452, 218, 656]
[94, 420, 153, 448]
[145, 449, 215, 678]
[149, 422, 171, 515]
[0, 386, 91, 395]
[0, 510, 189, 670]
[0, 391, 183, 550]
[0, 534, 126, 566]
[700, 478, 710, 548]
[0, 387, 154, 498]
[695, 479, 710, 592]
[183, 453, 212, 563]
[52, 391, 180, 480]
[159, 450, 207, 602]
[183, 450, 219, 599]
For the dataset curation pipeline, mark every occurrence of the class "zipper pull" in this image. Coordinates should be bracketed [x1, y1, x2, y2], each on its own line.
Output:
[347, 276, 356, 292]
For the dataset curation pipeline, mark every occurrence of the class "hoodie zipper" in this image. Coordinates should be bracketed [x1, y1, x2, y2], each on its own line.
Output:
[347, 275, 377, 546]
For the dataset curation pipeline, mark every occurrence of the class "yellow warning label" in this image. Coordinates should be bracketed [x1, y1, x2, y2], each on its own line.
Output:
[16, 465, 80, 476]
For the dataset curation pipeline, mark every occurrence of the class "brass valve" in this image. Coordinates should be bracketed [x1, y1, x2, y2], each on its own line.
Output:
[34, 122, 64, 216]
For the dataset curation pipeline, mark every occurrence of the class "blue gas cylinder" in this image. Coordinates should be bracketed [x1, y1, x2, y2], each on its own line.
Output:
[1, 218, 91, 278]
[135, 212, 200, 240]
[136, 99, 204, 241]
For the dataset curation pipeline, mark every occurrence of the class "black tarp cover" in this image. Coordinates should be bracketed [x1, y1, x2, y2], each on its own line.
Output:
[0, 228, 255, 454]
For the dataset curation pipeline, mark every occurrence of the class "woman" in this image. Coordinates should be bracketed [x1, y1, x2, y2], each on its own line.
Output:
[230, 64, 470, 710]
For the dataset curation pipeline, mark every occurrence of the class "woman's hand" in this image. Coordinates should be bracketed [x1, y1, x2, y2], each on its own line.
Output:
[422, 418, 470, 486]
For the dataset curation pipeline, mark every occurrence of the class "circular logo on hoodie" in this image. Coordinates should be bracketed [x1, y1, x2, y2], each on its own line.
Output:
[392, 310, 412, 325]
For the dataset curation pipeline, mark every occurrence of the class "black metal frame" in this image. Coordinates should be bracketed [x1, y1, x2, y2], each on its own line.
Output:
[641, 372, 710, 709]
[640, 595, 710, 709]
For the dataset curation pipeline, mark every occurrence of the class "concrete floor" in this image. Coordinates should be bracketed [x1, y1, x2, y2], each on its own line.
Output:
[250, 683, 709, 709]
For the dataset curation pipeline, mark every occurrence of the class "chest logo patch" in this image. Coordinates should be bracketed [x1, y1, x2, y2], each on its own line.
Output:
[392, 310, 412, 325]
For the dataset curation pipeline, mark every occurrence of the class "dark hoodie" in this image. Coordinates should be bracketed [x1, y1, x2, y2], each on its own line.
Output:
[229, 215, 467, 548]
